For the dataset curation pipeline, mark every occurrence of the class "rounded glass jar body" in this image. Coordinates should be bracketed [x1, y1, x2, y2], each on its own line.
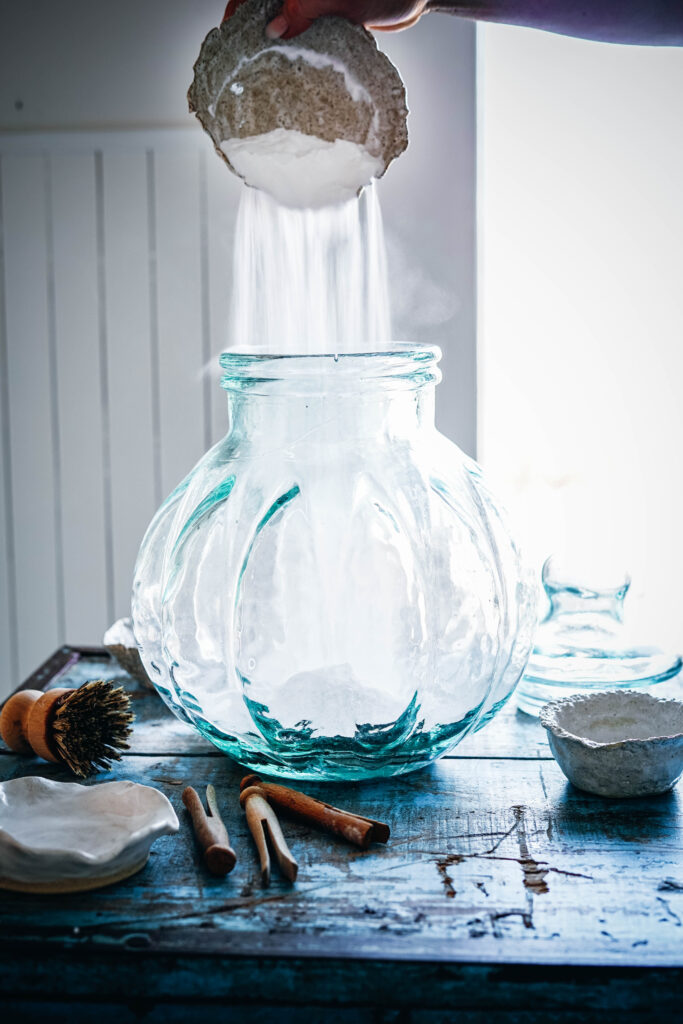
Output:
[132, 347, 536, 779]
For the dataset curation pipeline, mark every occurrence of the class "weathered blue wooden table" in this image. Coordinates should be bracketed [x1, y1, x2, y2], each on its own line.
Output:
[1, 647, 683, 1022]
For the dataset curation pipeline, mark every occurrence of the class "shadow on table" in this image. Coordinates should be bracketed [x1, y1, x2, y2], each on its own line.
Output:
[550, 779, 681, 844]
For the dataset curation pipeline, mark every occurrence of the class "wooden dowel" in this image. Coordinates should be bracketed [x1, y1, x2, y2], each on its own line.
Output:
[240, 774, 390, 850]
[182, 786, 237, 876]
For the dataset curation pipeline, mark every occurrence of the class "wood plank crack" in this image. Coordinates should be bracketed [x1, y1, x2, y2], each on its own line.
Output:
[514, 804, 549, 895]
[435, 854, 462, 898]
[656, 896, 682, 927]
[433, 806, 594, 909]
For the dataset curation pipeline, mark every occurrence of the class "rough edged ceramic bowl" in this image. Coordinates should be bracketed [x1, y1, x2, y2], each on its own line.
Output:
[540, 691, 683, 798]
[0, 777, 178, 893]
[104, 616, 155, 690]
[188, 0, 408, 205]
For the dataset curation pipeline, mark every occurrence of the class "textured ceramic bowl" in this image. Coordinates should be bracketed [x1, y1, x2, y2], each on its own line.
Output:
[540, 691, 683, 798]
[188, 0, 408, 199]
[104, 616, 155, 690]
[0, 777, 178, 893]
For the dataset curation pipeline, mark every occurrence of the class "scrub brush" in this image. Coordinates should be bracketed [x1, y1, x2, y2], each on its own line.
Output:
[0, 681, 134, 777]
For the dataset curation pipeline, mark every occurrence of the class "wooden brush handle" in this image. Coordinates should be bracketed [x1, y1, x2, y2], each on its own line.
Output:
[0, 690, 42, 754]
[0, 689, 69, 763]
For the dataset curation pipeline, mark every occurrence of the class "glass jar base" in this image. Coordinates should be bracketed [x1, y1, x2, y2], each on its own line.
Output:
[226, 751, 439, 782]
[516, 669, 682, 718]
[195, 716, 478, 781]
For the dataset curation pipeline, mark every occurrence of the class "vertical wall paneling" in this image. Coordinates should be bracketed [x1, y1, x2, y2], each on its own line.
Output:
[0, 157, 19, 688]
[2, 154, 61, 677]
[153, 146, 206, 498]
[147, 150, 163, 511]
[198, 150, 212, 452]
[102, 148, 158, 620]
[94, 152, 116, 627]
[206, 151, 241, 444]
[44, 155, 67, 643]
[50, 152, 110, 641]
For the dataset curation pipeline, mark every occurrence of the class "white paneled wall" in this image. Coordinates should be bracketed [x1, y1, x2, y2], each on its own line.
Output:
[2, 152, 63, 683]
[0, 132, 242, 688]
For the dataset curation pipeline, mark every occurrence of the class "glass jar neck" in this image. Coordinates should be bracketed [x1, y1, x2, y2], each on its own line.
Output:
[227, 387, 436, 447]
[545, 585, 626, 623]
[220, 347, 442, 447]
[541, 555, 630, 625]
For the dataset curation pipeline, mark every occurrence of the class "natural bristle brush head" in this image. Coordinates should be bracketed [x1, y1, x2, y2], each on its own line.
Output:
[52, 681, 134, 777]
[0, 681, 134, 778]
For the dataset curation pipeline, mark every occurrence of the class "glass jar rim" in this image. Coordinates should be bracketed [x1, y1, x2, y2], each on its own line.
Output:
[220, 343, 442, 393]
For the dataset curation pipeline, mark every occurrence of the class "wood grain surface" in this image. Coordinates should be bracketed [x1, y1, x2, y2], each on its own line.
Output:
[1, 654, 682, 1020]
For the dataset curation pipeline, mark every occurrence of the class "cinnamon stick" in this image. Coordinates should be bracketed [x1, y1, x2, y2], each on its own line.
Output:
[239, 774, 390, 850]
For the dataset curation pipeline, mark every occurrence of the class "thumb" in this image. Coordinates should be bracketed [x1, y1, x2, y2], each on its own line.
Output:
[266, 0, 315, 39]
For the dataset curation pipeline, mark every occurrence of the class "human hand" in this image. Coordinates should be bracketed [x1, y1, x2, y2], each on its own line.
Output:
[222, 0, 430, 40]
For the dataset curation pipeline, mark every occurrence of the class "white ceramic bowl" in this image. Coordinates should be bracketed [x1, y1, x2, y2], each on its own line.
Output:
[0, 776, 179, 893]
[540, 690, 683, 798]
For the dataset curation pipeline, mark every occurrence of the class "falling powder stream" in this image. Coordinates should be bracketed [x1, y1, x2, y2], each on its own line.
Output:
[225, 181, 403, 737]
[230, 183, 392, 353]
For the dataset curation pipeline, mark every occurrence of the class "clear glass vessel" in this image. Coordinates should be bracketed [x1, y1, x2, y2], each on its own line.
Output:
[517, 555, 682, 716]
[132, 346, 536, 780]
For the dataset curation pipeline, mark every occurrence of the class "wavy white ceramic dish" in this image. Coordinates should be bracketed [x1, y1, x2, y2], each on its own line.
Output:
[540, 690, 683, 798]
[0, 777, 179, 893]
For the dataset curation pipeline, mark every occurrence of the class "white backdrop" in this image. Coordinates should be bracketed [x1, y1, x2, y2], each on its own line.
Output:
[479, 26, 683, 654]
[0, 1, 476, 693]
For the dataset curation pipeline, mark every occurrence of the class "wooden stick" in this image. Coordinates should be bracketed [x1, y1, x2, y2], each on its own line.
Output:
[240, 774, 390, 850]
[182, 785, 237, 877]
[239, 785, 298, 886]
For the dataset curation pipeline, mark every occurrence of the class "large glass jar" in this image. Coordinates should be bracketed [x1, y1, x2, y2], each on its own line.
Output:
[132, 346, 536, 779]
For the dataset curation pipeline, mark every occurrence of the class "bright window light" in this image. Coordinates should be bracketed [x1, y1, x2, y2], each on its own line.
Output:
[478, 26, 683, 650]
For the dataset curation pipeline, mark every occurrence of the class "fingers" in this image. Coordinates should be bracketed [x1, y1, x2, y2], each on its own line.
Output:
[259, 0, 427, 40]
[266, 0, 315, 39]
[362, 0, 429, 30]
[365, 9, 424, 30]
[265, 13, 290, 38]
[225, 0, 311, 40]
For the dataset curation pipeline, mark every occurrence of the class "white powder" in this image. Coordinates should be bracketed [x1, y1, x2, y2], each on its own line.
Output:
[221, 128, 384, 210]
[230, 182, 391, 352]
